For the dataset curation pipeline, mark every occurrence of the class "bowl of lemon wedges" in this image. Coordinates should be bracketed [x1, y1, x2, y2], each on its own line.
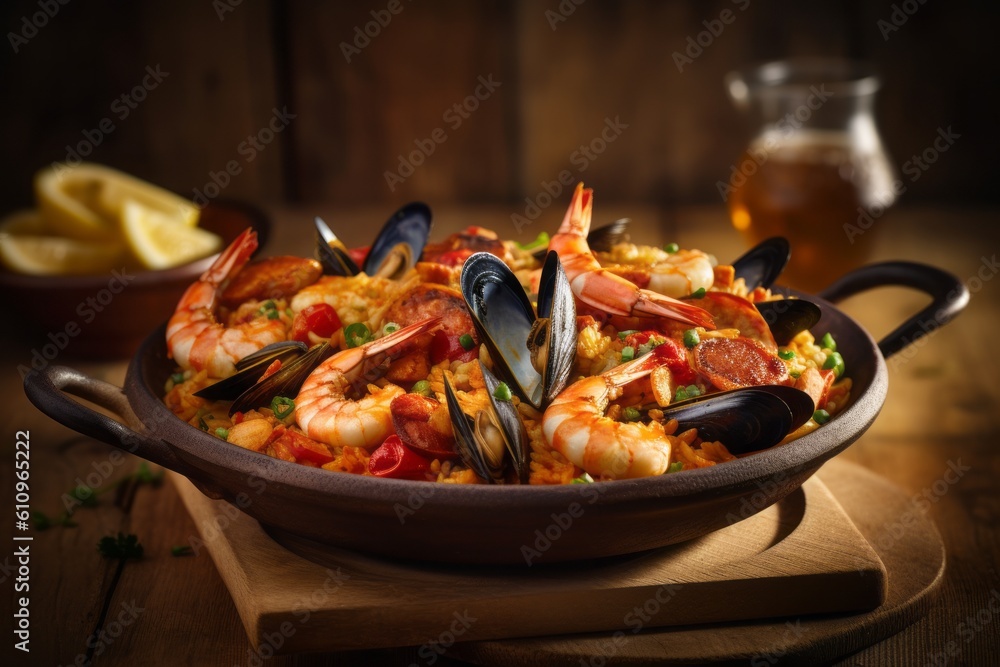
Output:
[1, 163, 269, 360]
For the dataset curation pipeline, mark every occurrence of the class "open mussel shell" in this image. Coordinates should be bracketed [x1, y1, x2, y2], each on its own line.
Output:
[315, 217, 361, 276]
[732, 237, 790, 290]
[363, 202, 432, 280]
[445, 365, 528, 484]
[662, 385, 812, 456]
[755, 299, 822, 346]
[194, 341, 308, 401]
[229, 342, 334, 416]
[534, 251, 577, 404]
[461, 252, 576, 410]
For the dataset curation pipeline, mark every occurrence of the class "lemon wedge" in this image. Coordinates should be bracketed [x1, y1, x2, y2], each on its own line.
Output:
[0, 233, 124, 275]
[122, 199, 221, 270]
[35, 163, 199, 241]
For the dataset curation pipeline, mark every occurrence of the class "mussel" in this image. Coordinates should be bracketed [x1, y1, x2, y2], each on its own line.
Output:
[731, 237, 790, 290]
[755, 299, 823, 346]
[315, 217, 361, 276]
[445, 364, 529, 483]
[461, 250, 576, 410]
[662, 385, 814, 455]
[192, 340, 333, 417]
[193, 341, 308, 401]
[315, 203, 432, 279]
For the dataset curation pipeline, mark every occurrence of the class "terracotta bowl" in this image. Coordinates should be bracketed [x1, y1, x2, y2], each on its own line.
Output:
[1, 200, 269, 360]
[23, 262, 966, 565]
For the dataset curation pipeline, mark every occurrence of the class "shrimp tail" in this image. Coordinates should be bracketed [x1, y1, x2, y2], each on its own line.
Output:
[558, 182, 593, 236]
[202, 228, 257, 287]
[600, 343, 676, 387]
[632, 289, 717, 329]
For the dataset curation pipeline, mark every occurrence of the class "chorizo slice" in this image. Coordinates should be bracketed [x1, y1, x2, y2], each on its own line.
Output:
[693, 337, 788, 391]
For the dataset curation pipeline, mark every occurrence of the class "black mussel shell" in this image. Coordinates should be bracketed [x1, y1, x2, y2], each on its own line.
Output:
[194, 341, 309, 401]
[740, 385, 815, 433]
[662, 387, 799, 455]
[755, 299, 822, 346]
[363, 202, 432, 279]
[481, 364, 529, 483]
[461, 252, 541, 408]
[444, 375, 501, 483]
[315, 217, 361, 276]
[534, 251, 577, 405]
[732, 237, 790, 290]
[229, 342, 334, 416]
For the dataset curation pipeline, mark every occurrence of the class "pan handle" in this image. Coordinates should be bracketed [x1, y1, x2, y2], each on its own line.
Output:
[818, 261, 969, 359]
[23, 365, 184, 472]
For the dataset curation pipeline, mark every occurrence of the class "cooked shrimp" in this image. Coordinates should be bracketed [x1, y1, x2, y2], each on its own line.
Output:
[542, 346, 677, 479]
[167, 229, 290, 378]
[295, 317, 442, 449]
[549, 183, 715, 329]
[597, 244, 715, 298]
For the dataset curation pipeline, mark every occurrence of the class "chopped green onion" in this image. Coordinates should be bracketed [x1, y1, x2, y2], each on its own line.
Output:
[344, 322, 372, 348]
[459, 333, 476, 350]
[264, 300, 276, 310]
[270, 396, 296, 420]
[214, 428, 229, 440]
[620, 346, 635, 362]
[411, 380, 433, 397]
[170, 372, 185, 384]
[820, 332, 837, 352]
[690, 287, 706, 299]
[813, 409, 831, 425]
[571, 472, 595, 484]
[666, 462, 684, 474]
[171, 545, 194, 557]
[778, 349, 796, 360]
[683, 329, 700, 348]
[493, 382, 512, 402]
[197, 416, 209, 431]
[823, 351, 845, 377]
[664, 242, 680, 254]
[790, 370, 802, 379]
[266, 309, 280, 320]
[617, 329, 639, 340]
[382, 321, 400, 335]
[623, 406, 641, 421]
[517, 231, 550, 250]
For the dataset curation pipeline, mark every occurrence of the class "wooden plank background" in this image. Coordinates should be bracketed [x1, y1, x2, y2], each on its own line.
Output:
[0, 0, 995, 211]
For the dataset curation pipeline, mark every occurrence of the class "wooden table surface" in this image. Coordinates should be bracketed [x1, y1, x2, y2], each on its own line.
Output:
[3, 203, 998, 666]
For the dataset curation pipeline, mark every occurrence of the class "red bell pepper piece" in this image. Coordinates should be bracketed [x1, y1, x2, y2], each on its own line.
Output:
[369, 435, 431, 480]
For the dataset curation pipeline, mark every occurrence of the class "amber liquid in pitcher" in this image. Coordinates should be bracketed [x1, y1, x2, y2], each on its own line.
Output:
[727, 131, 895, 293]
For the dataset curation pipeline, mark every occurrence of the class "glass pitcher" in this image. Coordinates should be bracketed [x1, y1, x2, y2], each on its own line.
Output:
[723, 59, 897, 293]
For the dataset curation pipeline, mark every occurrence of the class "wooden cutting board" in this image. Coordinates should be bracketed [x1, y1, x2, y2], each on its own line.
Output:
[170, 466, 887, 654]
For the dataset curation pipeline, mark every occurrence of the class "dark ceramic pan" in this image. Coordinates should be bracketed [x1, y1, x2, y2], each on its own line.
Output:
[24, 262, 967, 565]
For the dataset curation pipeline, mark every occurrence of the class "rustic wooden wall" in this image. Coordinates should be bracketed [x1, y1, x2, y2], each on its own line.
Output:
[1, 0, 995, 210]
